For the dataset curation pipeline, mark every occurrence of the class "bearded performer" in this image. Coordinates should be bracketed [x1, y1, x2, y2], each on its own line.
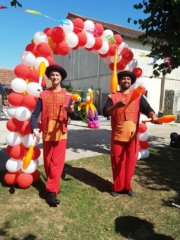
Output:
[103, 71, 157, 197]
[30, 64, 76, 206]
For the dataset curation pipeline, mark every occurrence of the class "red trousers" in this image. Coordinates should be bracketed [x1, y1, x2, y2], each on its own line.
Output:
[43, 140, 67, 195]
[111, 139, 137, 192]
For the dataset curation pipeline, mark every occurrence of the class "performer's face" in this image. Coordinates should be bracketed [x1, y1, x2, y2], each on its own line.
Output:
[118, 76, 132, 90]
[49, 71, 62, 86]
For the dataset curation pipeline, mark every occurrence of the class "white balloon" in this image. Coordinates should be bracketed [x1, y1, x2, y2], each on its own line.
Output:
[65, 32, 78, 48]
[22, 134, 39, 148]
[21, 160, 37, 174]
[129, 82, 138, 90]
[60, 20, 74, 34]
[11, 78, 27, 93]
[117, 42, 126, 54]
[139, 114, 148, 124]
[33, 57, 49, 70]
[27, 82, 42, 97]
[20, 51, 36, 67]
[103, 56, 112, 65]
[15, 106, 31, 121]
[6, 158, 22, 172]
[136, 77, 145, 87]
[7, 106, 17, 118]
[102, 29, 114, 42]
[139, 132, 148, 141]
[110, 55, 122, 63]
[84, 20, 95, 31]
[6, 132, 22, 146]
[130, 59, 138, 69]
[85, 34, 95, 48]
[34, 31, 48, 45]
[98, 41, 109, 54]
[140, 149, 150, 159]
[137, 151, 142, 160]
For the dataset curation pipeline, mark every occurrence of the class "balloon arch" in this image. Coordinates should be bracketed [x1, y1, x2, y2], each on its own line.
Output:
[4, 18, 149, 189]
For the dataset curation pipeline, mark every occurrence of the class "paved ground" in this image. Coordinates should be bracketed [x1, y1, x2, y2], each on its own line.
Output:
[0, 115, 180, 171]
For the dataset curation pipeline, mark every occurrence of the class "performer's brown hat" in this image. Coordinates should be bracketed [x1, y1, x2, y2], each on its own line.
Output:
[117, 71, 136, 85]
[45, 64, 67, 81]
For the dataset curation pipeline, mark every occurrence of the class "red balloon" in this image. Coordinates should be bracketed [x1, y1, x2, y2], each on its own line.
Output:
[32, 146, 41, 160]
[139, 140, 149, 149]
[44, 27, 52, 37]
[46, 56, 55, 65]
[94, 23, 104, 36]
[51, 27, 65, 43]
[120, 47, 129, 55]
[18, 120, 31, 136]
[14, 64, 30, 80]
[114, 34, 122, 45]
[31, 169, 40, 182]
[4, 172, 18, 185]
[138, 123, 147, 133]
[56, 42, 70, 56]
[142, 87, 147, 95]
[8, 92, 24, 106]
[72, 45, 79, 50]
[99, 52, 108, 58]
[122, 50, 134, 63]
[117, 59, 127, 70]
[25, 43, 37, 55]
[6, 144, 26, 159]
[17, 173, 33, 189]
[109, 63, 114, 70]
[85, 47, 93, 51]
[77, 32, 87, 46]
[93, 37, 103, 50]
[6, 145, 11, 156]
[28, 69, 44, 83]
[73, 18, 84, 34]
[133, 67, 143, 78]
[6, 118, 20, 132]
[36, 42, 51, 58]
[108, 44, 116, 56]
[41, 78, 46, 88]
[22, 95, 37, 111]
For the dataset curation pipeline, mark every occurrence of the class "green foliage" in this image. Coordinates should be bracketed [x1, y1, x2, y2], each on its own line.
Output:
[10, 0, 22, 7]
[63, 83, 88, 123]
[131, 0, 180, 77]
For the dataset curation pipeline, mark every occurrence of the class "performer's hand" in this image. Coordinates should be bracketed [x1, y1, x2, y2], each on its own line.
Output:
[33, 128, 40, 139]
[151, 115, 161, 124]
[115, 100, 126, 109]
[62, 104, 74, 113]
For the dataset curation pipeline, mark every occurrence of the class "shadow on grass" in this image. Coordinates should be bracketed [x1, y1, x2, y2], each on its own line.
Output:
[62, 163, 112, 193]
[115, 216, 174, 240]
[135, 146, 180, 206]
[0, 221, 37, 240]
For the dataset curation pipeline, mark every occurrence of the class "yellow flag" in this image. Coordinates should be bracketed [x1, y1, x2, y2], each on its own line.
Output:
[25, 9, 41, 15]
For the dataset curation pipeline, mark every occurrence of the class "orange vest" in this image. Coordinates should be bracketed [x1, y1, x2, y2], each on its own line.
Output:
[40, 88, 71, 135]
[111, 91, 140, 142]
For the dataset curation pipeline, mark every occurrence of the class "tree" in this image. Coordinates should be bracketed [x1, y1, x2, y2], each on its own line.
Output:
[10, 0, 22, 7]
[128, 0, 180, 77]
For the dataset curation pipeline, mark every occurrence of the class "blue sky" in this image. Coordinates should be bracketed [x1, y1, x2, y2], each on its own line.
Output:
[0, 0, 145, 69]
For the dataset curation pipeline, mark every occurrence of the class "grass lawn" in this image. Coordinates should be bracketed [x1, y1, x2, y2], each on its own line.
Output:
[0, 146, 180, 240]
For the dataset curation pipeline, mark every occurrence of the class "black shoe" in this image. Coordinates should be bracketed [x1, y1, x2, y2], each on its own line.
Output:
[46, 192, 60, 206]
[127, 190, 135, 197]
[110, 191, 118, 197]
